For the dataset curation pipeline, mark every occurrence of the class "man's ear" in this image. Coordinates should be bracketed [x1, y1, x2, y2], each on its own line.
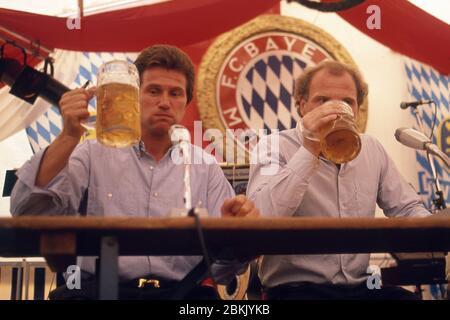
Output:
[297, 97, 306, 117]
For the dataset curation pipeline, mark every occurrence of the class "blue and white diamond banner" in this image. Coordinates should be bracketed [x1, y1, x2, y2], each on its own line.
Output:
[238, 53, 305, 132]
[404, 58, 450, 209]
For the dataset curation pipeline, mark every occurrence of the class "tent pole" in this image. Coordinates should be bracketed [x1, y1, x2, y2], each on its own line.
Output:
[0, 26, 53, 58]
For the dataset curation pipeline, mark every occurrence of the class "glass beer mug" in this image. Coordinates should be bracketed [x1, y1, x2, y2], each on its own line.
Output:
[83, 60, 141, 148]
[319, 100, 361, 164]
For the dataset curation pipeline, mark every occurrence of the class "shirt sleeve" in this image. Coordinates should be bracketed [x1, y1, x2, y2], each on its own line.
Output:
[246, 134, 319, 217]
[206, 162, 236, 217]
[374, 138, 431, 217]
[10, 141, 91, 216]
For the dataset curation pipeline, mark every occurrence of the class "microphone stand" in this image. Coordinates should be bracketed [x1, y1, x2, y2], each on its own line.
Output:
[173, 140, 214, 300]
[413, 106, 446, 211]
[414, 106, 448, 297]
[180, 141, 192, 211]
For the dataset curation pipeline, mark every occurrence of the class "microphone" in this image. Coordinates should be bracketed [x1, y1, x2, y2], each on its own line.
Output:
[169, 124, 192, 210]
[169, 124, 190, 146]
[400, 100, 434, 109]
[395, 127, 450, 169]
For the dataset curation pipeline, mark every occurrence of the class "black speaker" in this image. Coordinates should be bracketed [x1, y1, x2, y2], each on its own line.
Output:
[2, 169, 18, 197]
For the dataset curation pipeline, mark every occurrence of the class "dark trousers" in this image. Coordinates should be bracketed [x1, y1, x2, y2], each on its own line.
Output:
[265, 282, 420, 300]
[49, 278, 219, 300]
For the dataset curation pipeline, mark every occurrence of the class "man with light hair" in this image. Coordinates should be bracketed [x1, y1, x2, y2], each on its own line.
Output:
[247, 60, 430, 300]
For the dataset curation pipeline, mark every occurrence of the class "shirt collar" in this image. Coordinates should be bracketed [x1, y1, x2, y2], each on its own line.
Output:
[296, 121, 304, 144]
[132, 140, 146, 158]
[132, 139, 177, 161]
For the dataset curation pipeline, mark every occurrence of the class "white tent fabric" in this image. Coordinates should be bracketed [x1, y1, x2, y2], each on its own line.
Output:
[0, 49, 80, 141]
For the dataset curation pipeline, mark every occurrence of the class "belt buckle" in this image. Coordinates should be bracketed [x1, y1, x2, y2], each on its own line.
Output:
[138, 278, 160, 289]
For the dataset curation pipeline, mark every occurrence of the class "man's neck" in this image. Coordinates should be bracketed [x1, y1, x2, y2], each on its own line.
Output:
[141, 131, 172, 161]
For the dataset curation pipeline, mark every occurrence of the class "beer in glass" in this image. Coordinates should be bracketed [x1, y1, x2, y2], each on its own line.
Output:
[319, 100, 361, 164]
[95, 60, 141, 148]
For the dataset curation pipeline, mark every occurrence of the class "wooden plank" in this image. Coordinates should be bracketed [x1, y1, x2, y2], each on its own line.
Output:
[40, 233, 76, 272]
[0, 216, 448, 257]
[40, 233, 76, 256]
[0, 216, 449, 231]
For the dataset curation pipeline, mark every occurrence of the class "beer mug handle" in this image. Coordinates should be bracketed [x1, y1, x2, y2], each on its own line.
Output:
[298, 118, 320, 142]
[80, 111, 96, 131]
[79, 81, 96, 131]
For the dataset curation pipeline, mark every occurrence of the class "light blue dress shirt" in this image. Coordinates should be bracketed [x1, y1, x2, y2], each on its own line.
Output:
[11, 140, 237, 282]
[247, 128, 431, 289]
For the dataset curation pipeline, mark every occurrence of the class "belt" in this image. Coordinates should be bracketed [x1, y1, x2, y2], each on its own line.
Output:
[124, 277, 180, 289]
[138, 278, 161, 289]
[126, 278, 216, 289]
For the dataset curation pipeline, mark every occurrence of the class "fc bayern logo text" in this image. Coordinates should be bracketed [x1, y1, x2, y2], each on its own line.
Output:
[197, 15, 367, 157]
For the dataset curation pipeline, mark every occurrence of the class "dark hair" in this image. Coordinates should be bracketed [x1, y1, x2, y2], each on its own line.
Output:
[295, 60, 368, 106]
[134, 44, 195, 104]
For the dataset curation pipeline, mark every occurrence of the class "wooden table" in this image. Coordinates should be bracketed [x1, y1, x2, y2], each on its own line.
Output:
[0, 216, 449, 299]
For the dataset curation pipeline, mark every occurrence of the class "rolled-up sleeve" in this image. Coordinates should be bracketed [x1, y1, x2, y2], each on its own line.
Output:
[10, 142, 91, 216]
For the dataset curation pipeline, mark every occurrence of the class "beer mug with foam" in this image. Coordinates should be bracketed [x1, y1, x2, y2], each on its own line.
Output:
[83, 60, 141, 148]
[319, 100, 361, 164]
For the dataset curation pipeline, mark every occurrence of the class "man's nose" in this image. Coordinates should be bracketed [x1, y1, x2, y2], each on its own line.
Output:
[158, 92, 170, 108]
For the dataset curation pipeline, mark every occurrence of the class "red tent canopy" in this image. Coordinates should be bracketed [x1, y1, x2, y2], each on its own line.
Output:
[328, 0, 450, 75]
[0, 0, 280, 132]
[0, 0, 279, 52]
[0, 0, 279, 90]
[0, 0, 448, 74]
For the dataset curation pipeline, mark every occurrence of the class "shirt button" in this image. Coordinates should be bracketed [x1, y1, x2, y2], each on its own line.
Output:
[107, 193, 112, 198]
[154, 192, 158, 197]
[150, 166, 154, 170]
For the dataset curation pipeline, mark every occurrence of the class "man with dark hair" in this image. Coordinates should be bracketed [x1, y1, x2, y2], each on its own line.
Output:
[247, 60, 430, 300]
[11, 44, 258, 299]
[134, 45, 195, 104]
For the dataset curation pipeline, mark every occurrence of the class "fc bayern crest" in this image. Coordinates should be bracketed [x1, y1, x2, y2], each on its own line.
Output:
[197, 15, 368, 157]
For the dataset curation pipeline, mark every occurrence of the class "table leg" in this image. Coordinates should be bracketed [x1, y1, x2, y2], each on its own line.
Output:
[99, 236, 118, 300]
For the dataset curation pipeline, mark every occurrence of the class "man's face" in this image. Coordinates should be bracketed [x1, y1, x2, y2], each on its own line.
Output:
[139, 67, 188, 136]
[299, 69, 358, 118]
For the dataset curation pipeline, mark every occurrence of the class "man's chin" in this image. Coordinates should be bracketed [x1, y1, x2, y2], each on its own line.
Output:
[147, 123, 173, 137]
